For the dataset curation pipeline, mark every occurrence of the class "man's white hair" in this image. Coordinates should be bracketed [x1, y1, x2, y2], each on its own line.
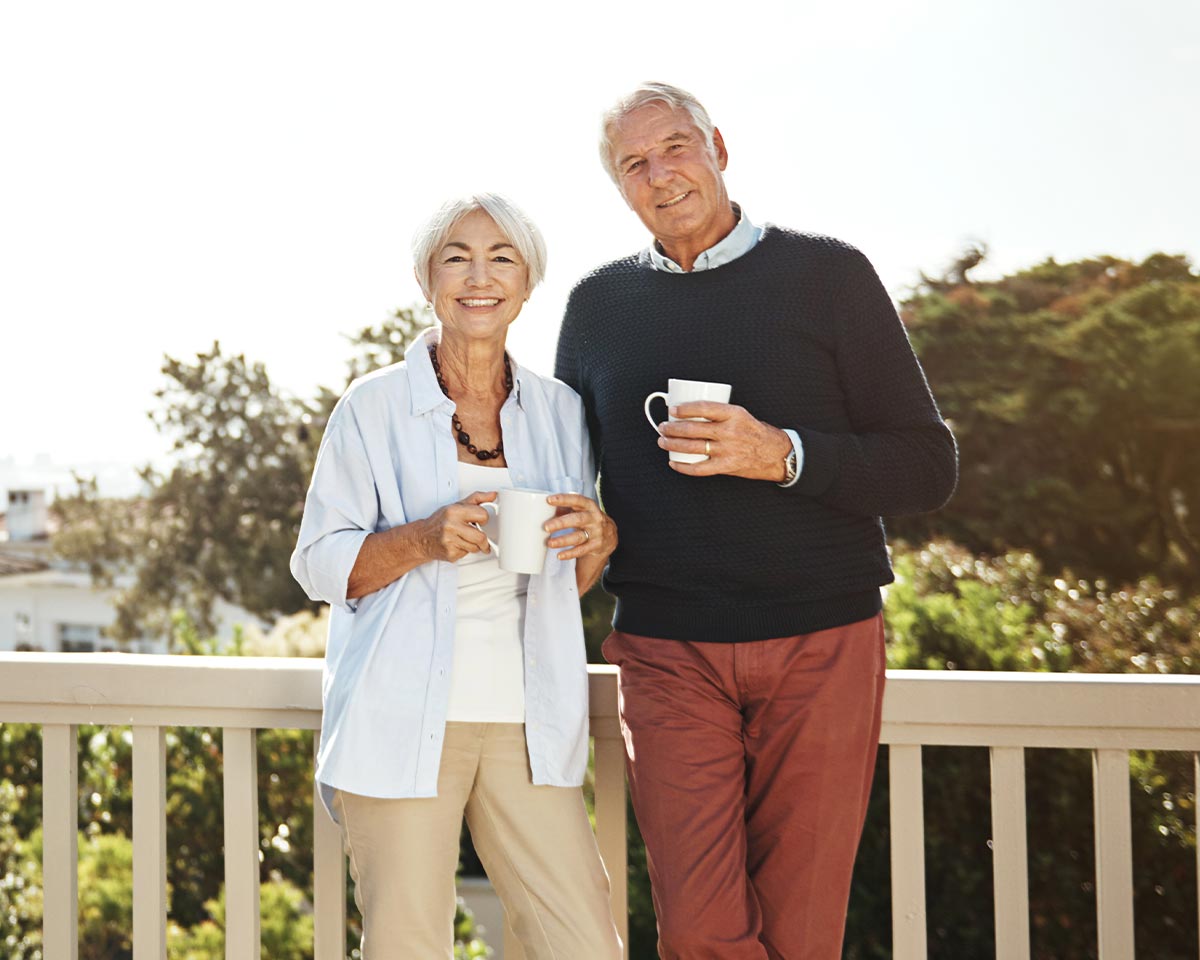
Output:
[412, 193, 548, 299]
[599, 81, 717, 182]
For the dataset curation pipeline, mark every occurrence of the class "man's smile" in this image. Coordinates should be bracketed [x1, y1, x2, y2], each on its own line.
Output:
[657, 191, 692, 208]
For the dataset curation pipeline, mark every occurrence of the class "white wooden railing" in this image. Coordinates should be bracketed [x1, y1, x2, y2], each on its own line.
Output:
[2, 655, 1199, 960]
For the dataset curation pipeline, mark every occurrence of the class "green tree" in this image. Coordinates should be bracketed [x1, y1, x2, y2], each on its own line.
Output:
[894, 253, 1200, 588]
[53, 308, 427, 643]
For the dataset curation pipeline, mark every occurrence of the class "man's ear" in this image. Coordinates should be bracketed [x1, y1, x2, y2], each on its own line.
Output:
[712, 127, 729, 171]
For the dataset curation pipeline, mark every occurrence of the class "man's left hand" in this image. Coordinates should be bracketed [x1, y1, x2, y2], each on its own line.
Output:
[658, 401, 793, 481]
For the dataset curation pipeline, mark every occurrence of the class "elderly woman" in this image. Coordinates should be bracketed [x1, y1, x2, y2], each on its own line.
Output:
[290, 194, 622, 959]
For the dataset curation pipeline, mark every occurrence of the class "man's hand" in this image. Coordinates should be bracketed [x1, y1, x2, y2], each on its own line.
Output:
[657, 401, 792, 481]
[544, 493, 618, 562]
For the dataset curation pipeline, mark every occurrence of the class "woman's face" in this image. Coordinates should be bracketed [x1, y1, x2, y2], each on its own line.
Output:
[429, 209, 529, 346]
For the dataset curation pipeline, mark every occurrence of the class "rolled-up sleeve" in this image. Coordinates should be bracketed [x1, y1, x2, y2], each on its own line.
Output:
[290, 398, 378, 611]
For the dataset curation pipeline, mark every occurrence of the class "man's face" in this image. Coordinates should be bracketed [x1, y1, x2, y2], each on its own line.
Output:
[608, 102, 732, 254]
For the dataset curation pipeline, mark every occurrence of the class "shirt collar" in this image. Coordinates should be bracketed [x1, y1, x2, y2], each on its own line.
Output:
[647, 203, 763, 273]
[406, 326, 525, 416]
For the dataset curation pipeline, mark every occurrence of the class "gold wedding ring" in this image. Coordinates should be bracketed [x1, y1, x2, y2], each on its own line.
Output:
[705, 440, 712, 457]
[582, 529, 591, 542]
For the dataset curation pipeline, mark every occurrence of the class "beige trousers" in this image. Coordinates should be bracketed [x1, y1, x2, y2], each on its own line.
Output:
[333, 722, 622, 960]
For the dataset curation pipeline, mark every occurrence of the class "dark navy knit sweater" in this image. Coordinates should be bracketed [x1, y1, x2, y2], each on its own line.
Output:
[555, 226, 957, 642]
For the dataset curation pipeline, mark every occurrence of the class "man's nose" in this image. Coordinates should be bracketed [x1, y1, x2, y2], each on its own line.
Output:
[646, 155, 673, 187]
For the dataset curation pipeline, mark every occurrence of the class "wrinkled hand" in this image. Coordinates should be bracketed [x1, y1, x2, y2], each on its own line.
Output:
[544, 492, 617, 562]
[658, 401, 792, 481]
[419, 491, 496, 563]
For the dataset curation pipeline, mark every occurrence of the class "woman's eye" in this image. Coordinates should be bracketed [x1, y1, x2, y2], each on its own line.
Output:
[493, 255, 514, 263]
[444, 255, 466, 263]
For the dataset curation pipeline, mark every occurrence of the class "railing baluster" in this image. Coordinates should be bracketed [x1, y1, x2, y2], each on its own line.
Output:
[889, 743, 927, 960]
[132, 725, 167, 959]
[990, 746, 1031, 960]
[595, 733, 629, 956]
[42, 723, 79, 960]
[1093, 748, 1135, 959]
[223, 727, 261, 960]
[312, 736, 346, 960]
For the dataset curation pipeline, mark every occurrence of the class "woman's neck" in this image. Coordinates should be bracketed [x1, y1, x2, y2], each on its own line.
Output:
[435, 333, 509, 401]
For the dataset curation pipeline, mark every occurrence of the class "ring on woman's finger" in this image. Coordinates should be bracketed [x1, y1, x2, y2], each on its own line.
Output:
[705, 440, 712, 456]
[581, 529, 591, 543]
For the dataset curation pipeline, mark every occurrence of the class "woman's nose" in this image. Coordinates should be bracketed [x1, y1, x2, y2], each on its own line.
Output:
[466, 259, 490, 285]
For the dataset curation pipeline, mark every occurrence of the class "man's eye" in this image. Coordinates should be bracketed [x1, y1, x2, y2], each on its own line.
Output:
[624, 160, 644, 175]
[668, 143, 685, 153]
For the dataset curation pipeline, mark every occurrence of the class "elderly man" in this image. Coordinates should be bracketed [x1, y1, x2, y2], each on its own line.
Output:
[554, 83, 958, 959]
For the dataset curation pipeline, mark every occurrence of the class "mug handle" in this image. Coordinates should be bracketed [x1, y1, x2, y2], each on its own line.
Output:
[479, 500, 500, 547]
[643, 391, 669, 434]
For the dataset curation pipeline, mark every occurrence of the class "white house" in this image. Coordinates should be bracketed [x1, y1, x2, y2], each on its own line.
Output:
[0, 487, 257, 654]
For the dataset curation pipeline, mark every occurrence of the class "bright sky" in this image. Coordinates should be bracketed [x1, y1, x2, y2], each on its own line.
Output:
[2, 0, 1197, 475]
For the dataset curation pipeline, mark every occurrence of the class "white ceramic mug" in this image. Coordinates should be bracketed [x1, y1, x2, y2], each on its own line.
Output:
[643, 378, 732, 463]
[480, 488, 557, 574]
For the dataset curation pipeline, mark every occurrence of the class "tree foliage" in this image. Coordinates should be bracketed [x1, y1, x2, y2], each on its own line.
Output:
[53, 308, 427, 642]
[894, 253, 1200, 588]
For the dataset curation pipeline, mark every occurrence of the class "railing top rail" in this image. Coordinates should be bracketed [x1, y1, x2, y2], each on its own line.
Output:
[0, 656, 1197, 741]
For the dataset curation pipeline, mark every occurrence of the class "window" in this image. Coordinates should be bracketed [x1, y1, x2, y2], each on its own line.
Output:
[57, 623, 102, 653]
[15, 611, 32, 646]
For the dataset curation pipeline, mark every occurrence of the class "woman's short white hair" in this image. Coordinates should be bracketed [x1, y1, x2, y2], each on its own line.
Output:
[599, 81, 717, 182]
[412, 193, 548, 299]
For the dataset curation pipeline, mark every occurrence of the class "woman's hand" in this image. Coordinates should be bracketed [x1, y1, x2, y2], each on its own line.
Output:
[418, 491, 497, 563]
[346, 491, 497, 600]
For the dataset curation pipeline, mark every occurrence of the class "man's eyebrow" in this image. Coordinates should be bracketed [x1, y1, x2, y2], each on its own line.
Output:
[617, 131, 694, 169]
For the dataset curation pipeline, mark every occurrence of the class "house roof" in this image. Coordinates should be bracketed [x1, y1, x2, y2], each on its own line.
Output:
[0, 551, 51, 577]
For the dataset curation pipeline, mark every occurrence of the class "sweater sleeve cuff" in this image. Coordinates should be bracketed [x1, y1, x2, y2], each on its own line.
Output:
[777, 429, 805, 488]
[792, 426, 839, 497]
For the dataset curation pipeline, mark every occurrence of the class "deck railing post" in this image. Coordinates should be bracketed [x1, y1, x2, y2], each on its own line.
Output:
[1093, 749, 1135, 960]
[132, 725, 167, 959]
[889, 743, 927, 960]
[42, 723, 79, 960]
[990, 746, 1031, 960]
[312, 734, 346, 960]
[223, 727, 261, 960]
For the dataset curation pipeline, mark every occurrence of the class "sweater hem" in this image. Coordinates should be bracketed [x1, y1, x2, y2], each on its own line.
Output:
[613, 589, 883, 643]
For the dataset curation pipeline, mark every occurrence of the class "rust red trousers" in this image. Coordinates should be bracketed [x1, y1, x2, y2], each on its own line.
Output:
[602, 614, 886, 960]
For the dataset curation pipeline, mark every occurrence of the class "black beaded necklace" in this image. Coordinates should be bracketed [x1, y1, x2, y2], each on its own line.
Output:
[429, 345, 512, 462]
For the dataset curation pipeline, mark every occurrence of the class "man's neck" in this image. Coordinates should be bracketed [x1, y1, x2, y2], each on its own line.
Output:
[655, 206, 739, 272]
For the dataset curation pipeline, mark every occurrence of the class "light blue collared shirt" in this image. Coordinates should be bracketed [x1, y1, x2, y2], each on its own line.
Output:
[291, 328, 594, 812]
[646, 205, 804, 486]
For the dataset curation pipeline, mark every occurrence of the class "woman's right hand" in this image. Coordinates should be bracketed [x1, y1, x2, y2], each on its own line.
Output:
[418, 491, 497, 563]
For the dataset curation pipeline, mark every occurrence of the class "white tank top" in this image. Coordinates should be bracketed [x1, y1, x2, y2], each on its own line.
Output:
[445, 461, 528, 722]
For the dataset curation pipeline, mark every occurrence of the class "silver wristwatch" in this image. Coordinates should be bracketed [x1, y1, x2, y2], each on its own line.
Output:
[781, 447, 798, 485]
